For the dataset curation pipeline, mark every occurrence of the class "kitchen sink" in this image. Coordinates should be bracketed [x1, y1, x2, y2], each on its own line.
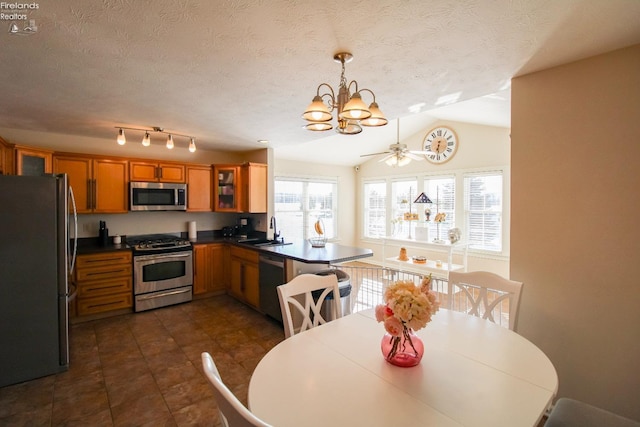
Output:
[237, 238, 292, 247]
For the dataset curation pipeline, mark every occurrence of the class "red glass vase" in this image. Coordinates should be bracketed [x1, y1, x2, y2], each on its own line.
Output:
[380, 328, 424, 367]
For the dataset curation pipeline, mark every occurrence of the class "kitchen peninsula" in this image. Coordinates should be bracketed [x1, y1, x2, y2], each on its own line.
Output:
[247, 240, 373, 264]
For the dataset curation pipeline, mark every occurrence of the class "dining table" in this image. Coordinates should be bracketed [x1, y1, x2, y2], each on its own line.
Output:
[248, 308, 558, 427]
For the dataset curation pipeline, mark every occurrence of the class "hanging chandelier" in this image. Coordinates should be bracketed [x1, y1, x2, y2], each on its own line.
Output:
[302, 52, 388, 135]
[115, 126, 196, 152]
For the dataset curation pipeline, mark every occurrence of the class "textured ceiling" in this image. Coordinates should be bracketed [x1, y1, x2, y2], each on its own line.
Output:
[1, 0, 639, 165]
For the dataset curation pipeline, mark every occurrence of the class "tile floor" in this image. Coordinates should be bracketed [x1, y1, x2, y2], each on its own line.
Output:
[0, 295, 284, 426]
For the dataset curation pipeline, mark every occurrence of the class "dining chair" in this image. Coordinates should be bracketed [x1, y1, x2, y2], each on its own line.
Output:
[545, 398, 640, 427]
[277, 273, 342, 339]
[201, 352, 272, 427]
[447, 271, 523, 330]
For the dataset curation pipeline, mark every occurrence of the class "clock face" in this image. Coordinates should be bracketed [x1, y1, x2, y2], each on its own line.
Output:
[422, 126, 458, 164]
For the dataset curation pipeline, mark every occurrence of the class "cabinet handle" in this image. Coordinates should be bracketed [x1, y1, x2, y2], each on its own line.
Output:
[87, 179, 92, 208]
[86, 268, 127, 276]
[84, 257, 125, 263]
[92, 179, 97, 209]
[88, 299, 126, 309]
[240, 263, 245, 292]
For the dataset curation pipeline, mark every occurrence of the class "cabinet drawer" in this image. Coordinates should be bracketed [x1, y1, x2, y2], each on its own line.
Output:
[230, 246, 259, 263]
[77, 276, 132, 298]
[76, 263, 132, 282]
[76, 251, 132, 268]
[77, 293, 133, 316]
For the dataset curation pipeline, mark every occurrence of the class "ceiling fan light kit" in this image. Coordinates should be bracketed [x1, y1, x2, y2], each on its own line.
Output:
[361, 118, 430, 167]
[115, 126, 196, 152]
[302, 52, 388, 135]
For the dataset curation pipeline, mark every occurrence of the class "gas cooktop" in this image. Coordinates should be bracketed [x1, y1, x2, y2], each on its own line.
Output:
[127, 234, 192, 253]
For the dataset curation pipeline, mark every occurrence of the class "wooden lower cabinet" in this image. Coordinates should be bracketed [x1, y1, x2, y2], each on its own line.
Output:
[229, 246, 259, 307]
[193, 243, 226, 295]
[74, 251, 133, 317]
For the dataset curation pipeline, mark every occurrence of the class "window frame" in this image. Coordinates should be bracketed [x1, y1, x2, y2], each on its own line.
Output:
[274, 175, 339, 241]
[361, 166, 509, 258]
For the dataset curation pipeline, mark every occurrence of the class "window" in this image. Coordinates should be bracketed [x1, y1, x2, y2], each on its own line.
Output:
[391, 179, 417, 238]
[362, 168, 506, 256]
[363, 181, 386, 238]
[274, 177, 338, 241]
[464, 172, 503, 252]
[423, 176, 455, 242]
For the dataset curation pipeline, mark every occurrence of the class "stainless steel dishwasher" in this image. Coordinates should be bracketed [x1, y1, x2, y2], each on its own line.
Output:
[259, 254, 286, 322]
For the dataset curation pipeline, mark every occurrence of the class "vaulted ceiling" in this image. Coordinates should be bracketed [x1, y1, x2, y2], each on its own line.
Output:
[1, 0, 639, 165]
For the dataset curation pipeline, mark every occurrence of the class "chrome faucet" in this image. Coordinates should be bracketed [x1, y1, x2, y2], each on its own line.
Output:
[270, 216, 280, 242]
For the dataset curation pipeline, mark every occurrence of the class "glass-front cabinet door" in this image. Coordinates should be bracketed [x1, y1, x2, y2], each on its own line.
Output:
[214, 165, 241, 212]
[16, 146, 53, 176]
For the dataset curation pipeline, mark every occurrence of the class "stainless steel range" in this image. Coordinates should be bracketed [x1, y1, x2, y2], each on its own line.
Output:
[128, 234, 193, 312]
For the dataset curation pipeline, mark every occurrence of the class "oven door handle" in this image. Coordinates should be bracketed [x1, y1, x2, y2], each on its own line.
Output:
[135, 251, 192, 261]
[137, 287, 192, 301]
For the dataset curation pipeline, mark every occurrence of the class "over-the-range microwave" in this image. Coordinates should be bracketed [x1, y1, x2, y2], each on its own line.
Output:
[130, 182, 187, 211]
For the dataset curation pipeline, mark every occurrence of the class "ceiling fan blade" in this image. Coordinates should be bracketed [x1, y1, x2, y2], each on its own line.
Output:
[378, 153, 395, 163]
[409, 150, 431, 155]
[405, 152, 424, 161]
[360, 151, 390, 157]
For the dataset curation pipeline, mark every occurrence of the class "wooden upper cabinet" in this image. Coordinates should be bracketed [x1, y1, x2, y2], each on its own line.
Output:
[54, 156, 91, 212]
[54, 154, 128, 213]
[214, 165, 241, 212]
[16, 146, 53, 176]
[130, 161, 185, 183]
[0, 136, 15, 175]
[93, 159, 129, 213]
[242, 162, 267, 213]
[187, 165, 213, 212]
[214, 163, 267, 213]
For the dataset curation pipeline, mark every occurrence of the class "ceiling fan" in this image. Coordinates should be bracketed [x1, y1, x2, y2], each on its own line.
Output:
[360, 118, 429, 167]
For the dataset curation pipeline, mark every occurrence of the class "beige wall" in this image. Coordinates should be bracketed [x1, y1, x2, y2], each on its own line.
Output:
[511, 44, 640, 420]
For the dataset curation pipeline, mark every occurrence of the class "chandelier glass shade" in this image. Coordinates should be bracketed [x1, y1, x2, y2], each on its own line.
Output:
[115, 126, 196, 152]
[302, 52, 388, 135]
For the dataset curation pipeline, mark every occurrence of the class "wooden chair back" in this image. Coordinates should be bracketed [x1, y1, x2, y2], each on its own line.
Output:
[277, 273, 342, 338]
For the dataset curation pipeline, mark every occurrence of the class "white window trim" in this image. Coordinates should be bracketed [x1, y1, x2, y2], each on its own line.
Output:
[274, 174, 339, 241]
[360, 166, 510, 259]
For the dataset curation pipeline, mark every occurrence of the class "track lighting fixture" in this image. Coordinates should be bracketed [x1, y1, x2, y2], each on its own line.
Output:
[114, 126, 196, 152]
[117, 128, 126, 145]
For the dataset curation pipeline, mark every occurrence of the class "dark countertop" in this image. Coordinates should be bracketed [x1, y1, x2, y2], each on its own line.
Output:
[77, 233, 373, 264]
[245, 240, 373, 264]
[75, 238, 132, 254]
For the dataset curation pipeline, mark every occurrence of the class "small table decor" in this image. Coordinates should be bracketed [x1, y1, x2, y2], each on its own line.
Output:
[375, 275, 440, 367]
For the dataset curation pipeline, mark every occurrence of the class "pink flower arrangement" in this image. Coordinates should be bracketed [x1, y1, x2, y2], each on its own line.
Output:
[375, 276, 440, 336]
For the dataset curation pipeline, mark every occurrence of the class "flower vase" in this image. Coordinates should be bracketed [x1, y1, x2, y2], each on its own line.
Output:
[380, 328, 424, 367]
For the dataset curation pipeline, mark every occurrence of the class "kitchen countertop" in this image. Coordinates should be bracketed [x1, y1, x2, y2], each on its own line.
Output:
[77, 234, 373, 264]
[245, 240, 373, 264]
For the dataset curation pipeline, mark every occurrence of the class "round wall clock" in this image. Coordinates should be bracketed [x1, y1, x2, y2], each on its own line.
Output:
[422, 126, 459, 164]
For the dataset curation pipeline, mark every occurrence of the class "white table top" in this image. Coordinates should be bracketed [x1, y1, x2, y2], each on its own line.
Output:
[248, 309, 558, 427]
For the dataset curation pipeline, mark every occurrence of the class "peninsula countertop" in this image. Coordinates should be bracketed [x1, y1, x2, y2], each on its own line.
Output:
[245, 239, 373, 264]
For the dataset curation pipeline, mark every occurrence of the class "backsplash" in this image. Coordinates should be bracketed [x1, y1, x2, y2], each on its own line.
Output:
[75, 211, 268, 239]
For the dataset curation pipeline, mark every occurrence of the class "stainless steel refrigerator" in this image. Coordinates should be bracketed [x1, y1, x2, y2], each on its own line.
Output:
[0, 174, 76, 387]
